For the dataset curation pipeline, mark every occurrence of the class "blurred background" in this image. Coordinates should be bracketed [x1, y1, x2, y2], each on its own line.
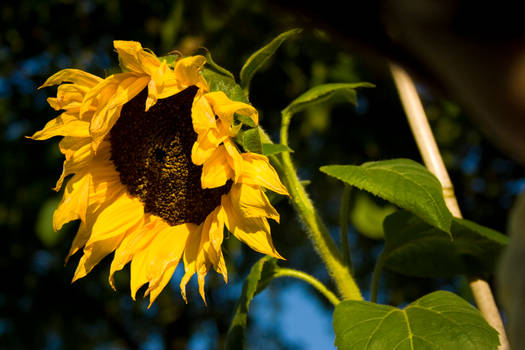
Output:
[1, 0, 524, 349]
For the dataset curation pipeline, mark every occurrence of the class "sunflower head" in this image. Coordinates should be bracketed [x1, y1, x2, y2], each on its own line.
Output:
[31, 40, 288, 305]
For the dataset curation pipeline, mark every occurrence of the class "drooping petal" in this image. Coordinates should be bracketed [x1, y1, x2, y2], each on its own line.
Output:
[223, 139, 243, 181]
[201, 145, 234, 188]
[65, 220, 91, 264]
[180, 224, 203, 303]
[39, 68, 102, 89]
[29, 113, 90, 140]
[173, 55, 208, 92]
[53, 172, 91, 231]
[238, 153, 289, 195]
[222, 192, 283, 259]
[191, 94, 217, 134]
[114, 40, 160, 76]
[109, 215, 164, 289]
[84, 191, 144, 246]
[205, 91, 259, 127]
[228, 183, 280, 222]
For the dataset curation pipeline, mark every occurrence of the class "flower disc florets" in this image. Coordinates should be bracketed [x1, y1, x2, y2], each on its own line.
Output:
[110, 86, 231, 226]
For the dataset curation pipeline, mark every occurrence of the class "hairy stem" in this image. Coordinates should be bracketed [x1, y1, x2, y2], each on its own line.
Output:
[275, 268, 341, 306]
[339, 185, 353, 271]
[276, 111, 362, 301]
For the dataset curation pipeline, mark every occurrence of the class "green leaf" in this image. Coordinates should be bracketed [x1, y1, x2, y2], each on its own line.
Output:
[320, 159, 453, 234]
[225, 256, 278, 350]
[262, 143, 293, 156]
[240, 28, 302, 91]
[333, 291, 499, 350]
[350, 191, 396, 240]
[381, 210, 508, 277]
[283, 82, 374, 116]
[236, 127, 263, 154]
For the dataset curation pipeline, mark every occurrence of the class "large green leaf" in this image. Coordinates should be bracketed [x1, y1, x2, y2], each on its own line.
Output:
[225, 256, 278, 350]
[333, 291, 499, 350]
[239, 28, 302, 92]
[261, 143, 293, 156]
[282, 82, 374, 117]
[320, 159, 453, 233]
[381, 210, 508, 277]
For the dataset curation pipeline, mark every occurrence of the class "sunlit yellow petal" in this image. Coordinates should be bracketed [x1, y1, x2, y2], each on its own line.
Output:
[173, 55, 208, 92]
[53, 172, 91, 231]
[180, 224, 203, 303]
[191, 94, 216, 134]
[229, 183, 280, 222]
[84, 191, 143, 245]
[205, 91, 258, 126]
[29, 113, 90, 140]
[109, 216, 164, 289]
[222, 193, 283, 259]
[201, 145, 233, 188]
[223, 138, 243, 181]
[239, 153, 289, 195]
[65, 220, 91, 264]
[39, 68, 102, 89]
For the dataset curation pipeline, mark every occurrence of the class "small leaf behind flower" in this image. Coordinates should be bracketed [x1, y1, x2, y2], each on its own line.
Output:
[320, 159, 453, 234]
[282, 82, 374, 117]
[240, 28, 302, 92]
[225, 256, 278, 350]
[333, 291, 499, 350]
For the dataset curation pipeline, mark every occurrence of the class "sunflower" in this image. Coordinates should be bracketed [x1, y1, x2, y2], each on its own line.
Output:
[31, 40, 288, 305]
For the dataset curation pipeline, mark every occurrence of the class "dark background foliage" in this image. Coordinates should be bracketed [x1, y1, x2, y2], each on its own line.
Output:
[1, 0, 523, 349]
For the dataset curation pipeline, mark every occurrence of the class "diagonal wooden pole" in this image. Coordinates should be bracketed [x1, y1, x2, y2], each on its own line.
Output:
[390, 63, 510, 350]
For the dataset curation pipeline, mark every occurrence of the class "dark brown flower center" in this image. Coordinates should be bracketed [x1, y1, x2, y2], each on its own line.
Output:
[109, 86, 231, 226]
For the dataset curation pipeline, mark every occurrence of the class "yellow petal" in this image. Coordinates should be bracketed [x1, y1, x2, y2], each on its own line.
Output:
[65, 220, 91, 264]
[114, 40, 160, 75]
[130, 248, 149, 300]
[205, 91, 258, 126]
[145, 264, 177, 307]
[54, 140, 94, 191]
[84, 191, 144, 246]
[39, 68, 102, 89]
[201, 145, 233, 188]
[191, 95, 217, 134]
[142, 223, 194, 291]
[223, 139, 243, 181]
[53, 172, 91, 231]
[174, 55, 208, 92]
[72, 231, 127, 282]
[239, 153, 289, 195]
[191, 130, 221, 165]
[180, 224, 203, 303]
[229, 183, 280, 222]
[109, 216, 165, 289]
[28, 113, 90, 140]
[222, 193, 283, 259]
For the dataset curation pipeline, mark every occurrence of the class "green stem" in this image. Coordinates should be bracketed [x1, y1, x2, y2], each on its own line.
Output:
[274, 268, 341, 306]
[370, 251, 386, 303]
[275, 111, 362, 301]
[339, 185, 353, 271]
